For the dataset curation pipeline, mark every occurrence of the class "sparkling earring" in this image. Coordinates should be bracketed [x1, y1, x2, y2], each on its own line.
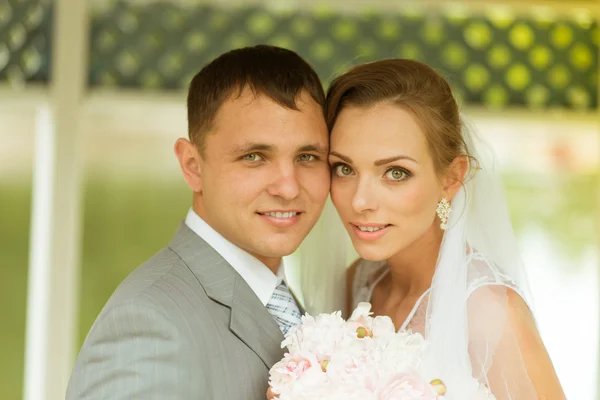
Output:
[436, 197, 451, 230]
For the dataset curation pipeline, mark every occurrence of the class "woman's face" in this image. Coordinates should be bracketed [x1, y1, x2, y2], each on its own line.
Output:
[329, 102, 444, 261]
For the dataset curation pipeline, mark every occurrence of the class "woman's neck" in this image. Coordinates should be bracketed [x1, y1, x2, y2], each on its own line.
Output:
[385, 225, 443, 297]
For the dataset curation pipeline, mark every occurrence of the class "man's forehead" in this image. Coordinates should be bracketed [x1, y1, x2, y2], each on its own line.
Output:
[222, 85, 320, 111]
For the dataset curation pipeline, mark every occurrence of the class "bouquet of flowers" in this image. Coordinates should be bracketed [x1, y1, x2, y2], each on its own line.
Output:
[268, 302, 448, 400]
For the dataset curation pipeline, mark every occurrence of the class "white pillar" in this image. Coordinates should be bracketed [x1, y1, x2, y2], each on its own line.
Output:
[23, 0, 88, 399]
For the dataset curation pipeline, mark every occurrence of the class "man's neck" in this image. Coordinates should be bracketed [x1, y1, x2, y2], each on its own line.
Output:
[191, 202, 282, 274]
[248, 252, 281, 275]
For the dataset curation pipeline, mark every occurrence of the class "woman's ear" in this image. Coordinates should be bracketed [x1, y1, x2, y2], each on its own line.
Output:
[442, 156, 468, 200]
[174, 138, 203, 193]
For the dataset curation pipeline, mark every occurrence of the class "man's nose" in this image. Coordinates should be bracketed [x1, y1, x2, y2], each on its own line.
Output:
[266, 162, 301, 200]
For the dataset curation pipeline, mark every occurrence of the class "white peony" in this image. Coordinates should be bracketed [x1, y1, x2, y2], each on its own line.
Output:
[282, 311, 347, 363]
[268, 303, 448, 399]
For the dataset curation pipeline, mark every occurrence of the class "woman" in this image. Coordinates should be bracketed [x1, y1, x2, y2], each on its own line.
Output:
[290, 59, 565, 399]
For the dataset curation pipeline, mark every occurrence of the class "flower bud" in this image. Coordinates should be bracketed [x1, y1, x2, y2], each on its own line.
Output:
[356, 326, 372, 338]
[320, 360, 329, 372]
[430, 379, 447, 395]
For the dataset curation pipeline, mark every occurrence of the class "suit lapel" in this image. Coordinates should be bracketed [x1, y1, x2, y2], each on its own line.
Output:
[229, 276, 285, 368]
[169, 222, 285, 368]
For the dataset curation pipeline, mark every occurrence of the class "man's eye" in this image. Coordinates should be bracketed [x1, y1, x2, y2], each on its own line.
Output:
[298, 154, 316, 162]
[243, 153, 263, 162]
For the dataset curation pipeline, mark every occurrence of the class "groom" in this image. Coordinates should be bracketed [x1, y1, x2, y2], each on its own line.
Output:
[66, 45, 330, 399]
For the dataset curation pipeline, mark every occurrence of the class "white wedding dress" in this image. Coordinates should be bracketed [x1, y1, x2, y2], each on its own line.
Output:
[350, 249, 526, 336]
[349, 249, 538, 400]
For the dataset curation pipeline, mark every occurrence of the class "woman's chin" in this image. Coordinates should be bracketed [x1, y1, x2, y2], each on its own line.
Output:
[353, 243, 394, 262]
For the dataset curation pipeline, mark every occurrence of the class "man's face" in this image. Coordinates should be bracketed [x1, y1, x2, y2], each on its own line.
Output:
[195, 88, 330, 268]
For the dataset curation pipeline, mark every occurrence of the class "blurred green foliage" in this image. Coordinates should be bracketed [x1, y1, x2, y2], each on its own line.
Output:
[0, 182, 31, 400]
[504, 171, 598, 258]
[0, 177, 189, 400]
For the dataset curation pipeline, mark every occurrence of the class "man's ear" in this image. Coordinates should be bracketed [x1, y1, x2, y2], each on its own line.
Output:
[174, 138, 203, 193]
[442, 156, 468, 200]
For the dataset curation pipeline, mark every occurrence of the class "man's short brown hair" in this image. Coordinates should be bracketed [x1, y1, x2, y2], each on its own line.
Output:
[187, 45, 325, 151]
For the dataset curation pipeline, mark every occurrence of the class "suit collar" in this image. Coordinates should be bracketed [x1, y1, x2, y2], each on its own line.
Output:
[184, 209, 282, 306]
[168, 222, 285, 368]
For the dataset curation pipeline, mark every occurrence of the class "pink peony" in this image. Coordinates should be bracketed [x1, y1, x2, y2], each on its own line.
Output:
[269, 350, 322, 391]
[376, 372, 438, 400]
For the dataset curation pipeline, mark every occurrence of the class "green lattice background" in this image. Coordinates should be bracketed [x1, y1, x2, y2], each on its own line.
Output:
[89, 3, 599, 110]
[0, 0, 51, 87]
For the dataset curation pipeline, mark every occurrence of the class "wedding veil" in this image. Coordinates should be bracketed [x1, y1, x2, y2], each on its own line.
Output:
[421, 121, 537, 399]
[285, 195, 351, 314]
[286, 119, 539, 399]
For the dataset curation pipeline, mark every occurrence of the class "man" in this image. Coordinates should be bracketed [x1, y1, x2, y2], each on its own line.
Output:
[66, 45, 330, 399]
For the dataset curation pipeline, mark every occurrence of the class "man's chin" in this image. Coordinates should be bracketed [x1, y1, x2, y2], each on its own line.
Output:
[260, 245, 299, 258]
[257, 239, 303, 259]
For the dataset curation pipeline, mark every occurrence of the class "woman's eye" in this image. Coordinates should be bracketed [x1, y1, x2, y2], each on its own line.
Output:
[243, 153, 263, 162]
[334, 164, 354, 177]
[385, 168, 408, 181]
[298, 154, 316, 162]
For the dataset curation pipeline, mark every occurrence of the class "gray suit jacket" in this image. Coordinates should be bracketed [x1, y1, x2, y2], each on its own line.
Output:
[66, 223, 285, 399]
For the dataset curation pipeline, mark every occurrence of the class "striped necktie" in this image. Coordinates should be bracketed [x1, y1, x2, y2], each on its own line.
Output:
[266, 281, 302, 336]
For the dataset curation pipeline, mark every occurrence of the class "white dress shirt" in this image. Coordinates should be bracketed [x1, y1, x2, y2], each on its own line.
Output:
[185, 208, 285, 306]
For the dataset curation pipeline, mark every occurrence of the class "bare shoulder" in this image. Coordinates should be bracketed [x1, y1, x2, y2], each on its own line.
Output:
[476, 286, 539, 342]
[468, 285, 539, 342]
[506, 289, 566, 398]
[468, 285, 565, 399]
[505, 288, 536, 331]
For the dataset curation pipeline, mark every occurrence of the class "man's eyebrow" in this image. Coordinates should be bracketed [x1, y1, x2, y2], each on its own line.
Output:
[229, 143, 274, 154]
[298, 144, 328, 154]
[230, 143, 328, 155]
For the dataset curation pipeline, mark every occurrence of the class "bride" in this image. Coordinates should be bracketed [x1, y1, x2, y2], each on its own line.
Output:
[288, 59, 565, 399]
